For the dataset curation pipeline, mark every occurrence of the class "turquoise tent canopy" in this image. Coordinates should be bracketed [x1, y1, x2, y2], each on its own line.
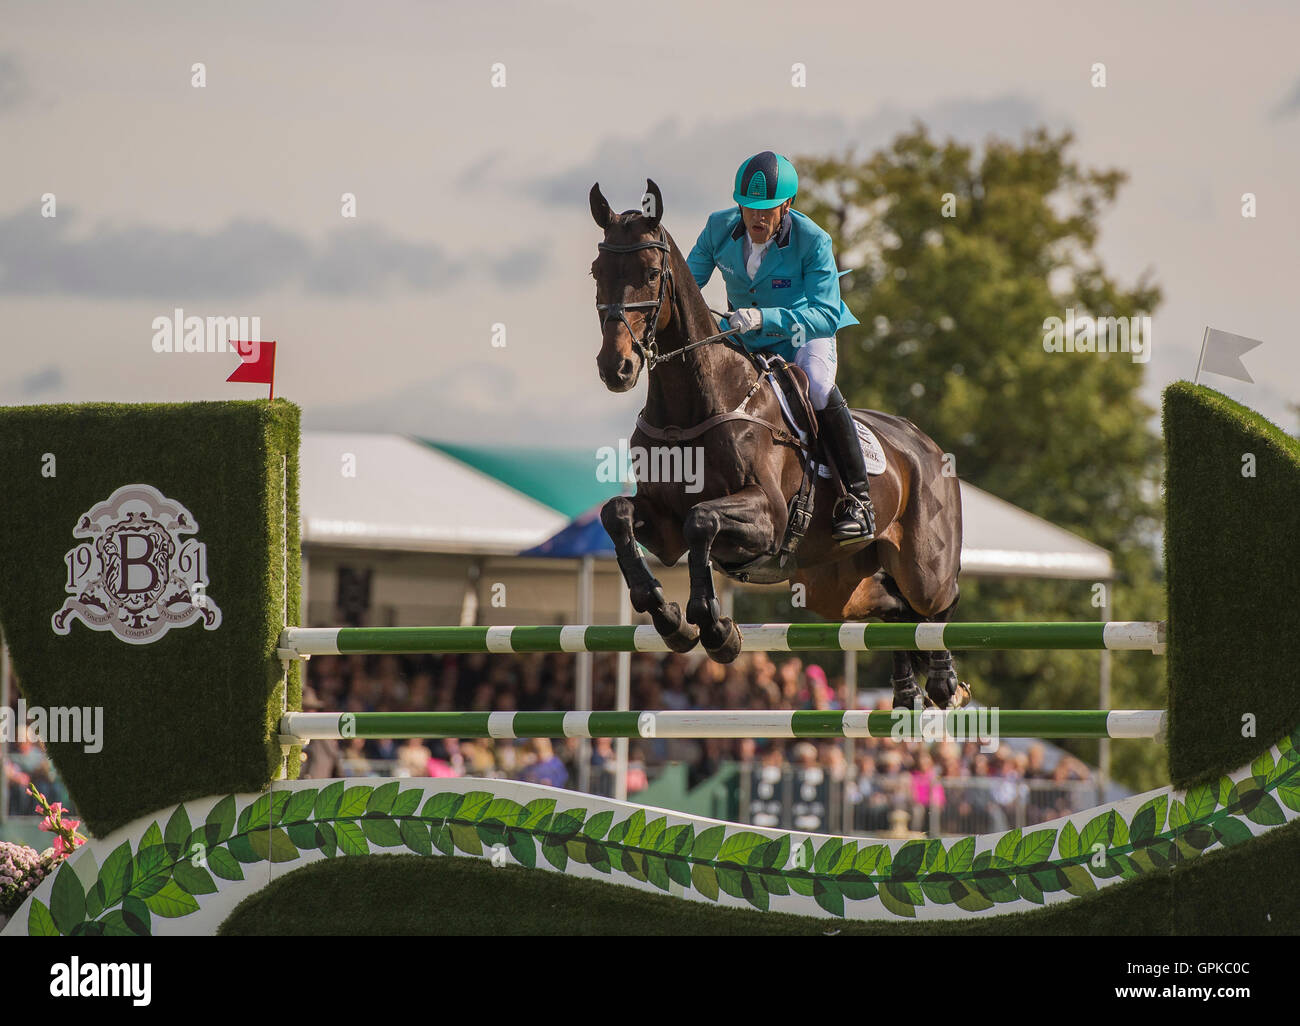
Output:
[421, 441, 624, 519]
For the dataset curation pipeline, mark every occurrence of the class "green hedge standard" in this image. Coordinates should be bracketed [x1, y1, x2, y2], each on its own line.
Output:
[1163, 383, 1300, 786]
[0, 401, 301, 836]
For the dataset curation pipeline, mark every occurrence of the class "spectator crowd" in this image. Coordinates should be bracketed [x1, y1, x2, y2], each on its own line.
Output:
[2, 648, 1099, 835]
[294, 647, 1099, 833]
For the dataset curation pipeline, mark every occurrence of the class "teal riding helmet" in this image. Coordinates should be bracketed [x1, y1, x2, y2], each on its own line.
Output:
[733, 151, 798, 209]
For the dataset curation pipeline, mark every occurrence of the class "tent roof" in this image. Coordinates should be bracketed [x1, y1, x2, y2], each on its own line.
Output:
[423, 441, 617, 519]
[301, 433, 1114, 579]
[958, 482, 1112, 579]
[300, 432, 566, 553]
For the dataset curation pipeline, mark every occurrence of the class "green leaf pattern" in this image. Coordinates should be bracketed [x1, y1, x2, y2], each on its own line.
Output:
[6, 726, 1299, 934]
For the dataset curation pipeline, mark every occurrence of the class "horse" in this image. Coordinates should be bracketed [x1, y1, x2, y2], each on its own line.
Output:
[591, 179, 967, 709]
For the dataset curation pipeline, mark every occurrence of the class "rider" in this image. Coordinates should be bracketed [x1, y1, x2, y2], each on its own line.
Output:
[685, 150, 876, 542]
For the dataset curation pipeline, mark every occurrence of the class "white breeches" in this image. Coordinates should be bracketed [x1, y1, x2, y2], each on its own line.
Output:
[794, 337, 838, 409]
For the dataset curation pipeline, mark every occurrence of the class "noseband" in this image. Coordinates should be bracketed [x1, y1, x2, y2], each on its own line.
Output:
[596, 228, 673, 369]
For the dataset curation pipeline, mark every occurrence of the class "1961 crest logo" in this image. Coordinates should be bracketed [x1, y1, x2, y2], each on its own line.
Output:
[52, 484, 223, 644]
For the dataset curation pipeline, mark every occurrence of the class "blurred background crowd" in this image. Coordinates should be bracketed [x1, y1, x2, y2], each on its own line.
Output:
[295, 649, 1101, 834]
[3, 647, 1103, 836]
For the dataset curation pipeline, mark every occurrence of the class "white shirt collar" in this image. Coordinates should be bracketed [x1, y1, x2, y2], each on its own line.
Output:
[744, 234, 771, 278]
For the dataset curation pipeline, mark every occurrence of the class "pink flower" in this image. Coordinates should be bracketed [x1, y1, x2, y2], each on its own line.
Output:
[25, 783, 86, 862]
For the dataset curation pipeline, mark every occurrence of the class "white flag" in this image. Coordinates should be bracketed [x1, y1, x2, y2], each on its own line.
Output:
[1196, 328, 1263, 384]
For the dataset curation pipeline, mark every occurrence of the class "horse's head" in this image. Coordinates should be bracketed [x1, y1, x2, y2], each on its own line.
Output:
[590, 179, 673, 392]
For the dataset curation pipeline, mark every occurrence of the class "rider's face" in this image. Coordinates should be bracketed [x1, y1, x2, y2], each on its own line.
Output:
[742, 200, 789, 244]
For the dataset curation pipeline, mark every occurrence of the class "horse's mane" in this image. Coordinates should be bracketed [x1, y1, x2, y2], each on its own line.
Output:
[657, 223, 729, 350]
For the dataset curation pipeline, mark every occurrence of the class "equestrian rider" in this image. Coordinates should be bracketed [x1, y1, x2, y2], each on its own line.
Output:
[685, 150, 876, 542]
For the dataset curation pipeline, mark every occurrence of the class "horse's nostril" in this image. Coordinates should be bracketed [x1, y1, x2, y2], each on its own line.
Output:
[620, 358, 634, 379]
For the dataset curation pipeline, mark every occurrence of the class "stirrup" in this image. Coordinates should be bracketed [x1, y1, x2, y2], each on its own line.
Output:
[832, 497, 875, 542]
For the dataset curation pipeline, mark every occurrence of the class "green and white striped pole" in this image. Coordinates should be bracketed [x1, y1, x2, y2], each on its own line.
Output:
[278, 621, 1166, 657]
[280, 708, 1167, 742]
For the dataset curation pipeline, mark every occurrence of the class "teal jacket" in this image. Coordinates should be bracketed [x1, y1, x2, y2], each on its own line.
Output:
[685, 207, 859, 362]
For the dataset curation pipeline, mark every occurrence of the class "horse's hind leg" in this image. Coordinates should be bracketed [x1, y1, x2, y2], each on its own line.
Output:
[922, 599, 971, 709]
[877, 454, 967, 708]
[878, 596, 970, 711]
[842, 573, 968, 710]
[801, 565, 928, 709]
[601, 494, 699, 652]
[869, 576, 934, 711]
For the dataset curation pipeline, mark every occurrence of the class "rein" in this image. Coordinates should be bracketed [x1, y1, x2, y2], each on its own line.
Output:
[596, 228, 809, 453]
[596, 229, 743, 370]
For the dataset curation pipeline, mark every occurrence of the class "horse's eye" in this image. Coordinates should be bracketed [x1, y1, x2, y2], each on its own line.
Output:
[647, 269, 660, 282]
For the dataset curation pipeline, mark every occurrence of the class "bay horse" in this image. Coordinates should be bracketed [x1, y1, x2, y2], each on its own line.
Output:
[592, 180, 967, 709]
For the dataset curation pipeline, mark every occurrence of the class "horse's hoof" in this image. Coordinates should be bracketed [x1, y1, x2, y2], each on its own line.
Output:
[892, 682, 925, 710]
[926, 673, 970, 710]
[629, 583, 666, 615]
[704, 618, 743, 663]
[656, 602, 700, 652]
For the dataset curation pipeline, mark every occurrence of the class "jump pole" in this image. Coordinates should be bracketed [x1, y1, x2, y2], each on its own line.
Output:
[279, 708, 1167, 742]
[278, 621, 1166, 657]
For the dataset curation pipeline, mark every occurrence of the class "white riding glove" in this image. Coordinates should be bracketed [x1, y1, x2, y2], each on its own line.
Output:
[727, 308, 763, 334]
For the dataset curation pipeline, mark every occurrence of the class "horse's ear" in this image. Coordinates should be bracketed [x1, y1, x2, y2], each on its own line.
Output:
[643, 179, 663, 230]
[590, 184, 613, 229]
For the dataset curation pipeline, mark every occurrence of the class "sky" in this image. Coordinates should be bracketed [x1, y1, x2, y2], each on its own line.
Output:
[2, 0, 1298, 444]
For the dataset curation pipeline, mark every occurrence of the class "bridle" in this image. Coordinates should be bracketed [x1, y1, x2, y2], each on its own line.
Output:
[596, 228, 744, 370]
[595, 228, 674, 369]
[595, 224, 811, 455]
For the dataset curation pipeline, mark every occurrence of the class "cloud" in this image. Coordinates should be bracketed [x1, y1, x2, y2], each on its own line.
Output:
[490, 246, 547, 285]
[17, 365, 63, 397]
[0, 53, 25, 112]
[303, 224, 460, 294]
[456, 148, 509, 190]
[304, 361, 631, 447]
[0, 208, 547, 299]
[304, 362, 528, 441]
[533, 94, 1051, 216]
[1271, 76, 1300, 120]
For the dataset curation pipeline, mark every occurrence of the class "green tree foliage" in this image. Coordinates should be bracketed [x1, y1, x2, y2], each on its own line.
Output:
[785, 126, 1167, 788]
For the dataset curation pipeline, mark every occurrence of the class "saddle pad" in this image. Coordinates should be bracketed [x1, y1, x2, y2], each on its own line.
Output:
[767, 378, 888, 477]
[817, 419, 888, 478]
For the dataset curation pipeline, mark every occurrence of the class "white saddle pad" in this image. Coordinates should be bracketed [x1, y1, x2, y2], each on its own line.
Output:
[817, 419, 888, 478]
[767, 380, 888, 477]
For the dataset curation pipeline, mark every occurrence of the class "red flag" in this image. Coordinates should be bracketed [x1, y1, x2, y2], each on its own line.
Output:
[227, 340, 277, 398]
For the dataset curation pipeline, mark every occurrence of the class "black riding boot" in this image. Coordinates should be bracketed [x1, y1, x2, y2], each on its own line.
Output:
[819, 387, 877, 542]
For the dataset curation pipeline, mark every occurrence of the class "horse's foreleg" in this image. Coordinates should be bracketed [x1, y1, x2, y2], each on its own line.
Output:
[682, 487, 775, 662]
[600, 494, 699, 652]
